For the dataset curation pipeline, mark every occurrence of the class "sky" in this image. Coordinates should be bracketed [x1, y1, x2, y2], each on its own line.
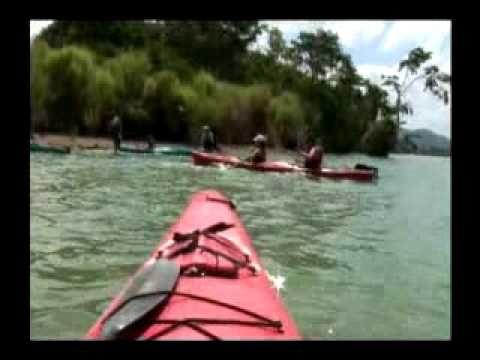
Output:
[30, 20, 451, 138]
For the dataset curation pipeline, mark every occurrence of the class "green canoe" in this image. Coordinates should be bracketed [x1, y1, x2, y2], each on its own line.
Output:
[155, 146, 192, 156]
[119, 145, 192, 156]
[30, 143, 71, 154]
[119, 145, 154, 154]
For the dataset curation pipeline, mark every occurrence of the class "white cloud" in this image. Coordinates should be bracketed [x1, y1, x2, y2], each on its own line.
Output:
[431, 35, 451, 74]
[402, 79, 451, 137]
[357, 63, 451, 138]
[249, 31, 268, 52]
[263, 20, 318, 35]
[259, 20, 452, 138]
[262, 20, 319, 45]
[381, 20, 451, 55]
[253, 21, 321, 52]
[30, 20, 53, 39]
[262, 20, 387, 49]
[357, 64, 397, 82]
[322, 21, 387, 48]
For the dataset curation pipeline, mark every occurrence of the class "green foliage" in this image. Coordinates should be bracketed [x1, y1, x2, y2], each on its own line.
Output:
[31, 39, 50, 130]
[143, 71, 185, 139]
[399, 47, 431, 74]
[43, 45, 96, 134]
[33, 21, 447, 156]
[147, 42, 194, 81]
[422, 65, 451, 105]
[382, 46, 450, 130]
[143, 71, 181, 110]
[85, 67, 117, 132]
[191, 71, 217, 98]
[361, 119, 398, 157]
[267, 92, 305, 147]
[291, 29, 343, 80]
[190, 96, 224, 132]
[218, 83, 274, 144]
[160, 21, 264, 81]
[105, 51, 152, 111]
[40, 21, 149, 56]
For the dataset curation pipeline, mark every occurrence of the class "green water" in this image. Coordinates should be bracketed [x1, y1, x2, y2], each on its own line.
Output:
[30, 150, 450, 340]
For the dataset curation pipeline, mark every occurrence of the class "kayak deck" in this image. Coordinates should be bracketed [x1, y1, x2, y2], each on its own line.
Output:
[192, 151, 376, 182]
[86, 190, 301, 340]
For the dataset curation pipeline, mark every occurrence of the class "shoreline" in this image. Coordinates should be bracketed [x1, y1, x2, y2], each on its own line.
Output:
[31, 133, 450, 158]
[30, 133, 293, 154]
[32, 133, 191, 150]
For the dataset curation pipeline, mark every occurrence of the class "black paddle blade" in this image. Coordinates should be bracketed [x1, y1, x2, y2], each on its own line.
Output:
[203, 221, 234, 234]
[354, 163, 379, 177]
[100, 259, 180, 340]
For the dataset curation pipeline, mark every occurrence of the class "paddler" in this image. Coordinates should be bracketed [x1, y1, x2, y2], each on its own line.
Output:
[110, 114, 122, 155]
[146, 135, 155, 151]
[299, 138, 323, 170]
[245, 134, 267, 163]
[200, 125, 218, 152]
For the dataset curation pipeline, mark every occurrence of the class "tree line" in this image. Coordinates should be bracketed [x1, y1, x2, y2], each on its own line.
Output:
[30, 21, 450, 155]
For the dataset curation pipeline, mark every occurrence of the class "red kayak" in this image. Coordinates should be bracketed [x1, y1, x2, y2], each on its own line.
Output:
[85, 190, 301, 340]
[192, 151, 377, 182]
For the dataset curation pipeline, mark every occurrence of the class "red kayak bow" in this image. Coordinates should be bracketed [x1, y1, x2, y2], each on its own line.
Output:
[85, 190, 302, 340]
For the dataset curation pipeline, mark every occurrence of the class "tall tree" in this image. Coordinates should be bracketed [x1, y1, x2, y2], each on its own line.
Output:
[43, 46, 96, 137]
[31, 39, 50, 131]
[39, 21, 148, 56]
[161, 21, 264, 81]
[290, 29, 343, 81]
[381, 47, 451, 129]
[268, 27, 287, 63]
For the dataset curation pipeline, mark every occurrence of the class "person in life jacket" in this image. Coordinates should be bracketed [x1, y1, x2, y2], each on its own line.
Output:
[245, 134, 267, 163]
[300, 138, 323, 170]
[200, 125, 218, 152]
[110, 114, 122, 154]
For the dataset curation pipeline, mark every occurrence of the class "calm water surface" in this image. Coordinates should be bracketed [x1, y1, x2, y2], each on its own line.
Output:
[30, 148, 450, 339]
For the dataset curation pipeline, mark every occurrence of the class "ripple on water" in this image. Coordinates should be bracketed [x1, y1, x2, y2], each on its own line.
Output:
[30, 152, 450, 339]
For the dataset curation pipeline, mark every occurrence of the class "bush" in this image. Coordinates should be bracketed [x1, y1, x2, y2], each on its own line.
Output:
[267, 92, 305, 148]
[245, 84, 272, 131]
[31, 29, 398, 154]
[85, 67, 117, 133]
[191, 71, 217, 98]
[43, 45, 96, 134]
[361, 119, 397, 156]
[31, 40, 50, 131]
[105, 51, 152, 112]
[147, 43, 194, 81]
[143, 71, 192, 141]
[213, 83, 273, 144]
[143, 71, 181, 110]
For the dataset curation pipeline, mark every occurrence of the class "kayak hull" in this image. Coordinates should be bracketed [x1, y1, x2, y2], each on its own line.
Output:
[30, 143, 70, 154]
[85, 190, 301, 340]
[192, 151, 376, 182]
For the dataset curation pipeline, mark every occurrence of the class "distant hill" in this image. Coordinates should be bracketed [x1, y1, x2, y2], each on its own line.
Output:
[394, 128, 450, 156]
